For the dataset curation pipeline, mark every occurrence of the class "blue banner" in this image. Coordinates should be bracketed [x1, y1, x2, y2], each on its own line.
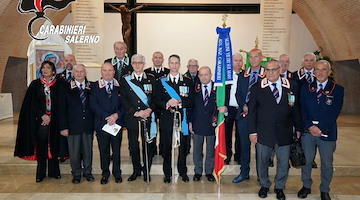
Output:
[214, 27, 233, 86]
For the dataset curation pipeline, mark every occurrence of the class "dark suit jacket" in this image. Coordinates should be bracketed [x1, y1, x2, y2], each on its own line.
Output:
[292, 67, 315, 90]
[58, 80, 94, 135]
[188, 82, 217, 136]
[144, 67, 170, 80]
[104, 56, 133, 81]
[184, 70, 199, 85]
[90, 78, 124, 131]
[235, 67, 266, 119]
[119, 73, 157, 129]
[300, 80, 344, 141]
[153, 74, 194, 131]
[248, 78, 302, 147]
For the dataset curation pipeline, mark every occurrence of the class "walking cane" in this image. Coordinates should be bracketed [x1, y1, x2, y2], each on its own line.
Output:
[170, 108, 181, 184]
[141, 118, 151, 184]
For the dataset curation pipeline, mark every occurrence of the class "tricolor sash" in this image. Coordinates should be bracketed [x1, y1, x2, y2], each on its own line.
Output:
[125, 76, 156, 139]
[160, 77, 188, 135]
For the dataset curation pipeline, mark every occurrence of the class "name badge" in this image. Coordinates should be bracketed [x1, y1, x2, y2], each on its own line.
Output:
[143, 83, 152, 94]
[287, 92, 295, 107]
[179, 85, 189, 97]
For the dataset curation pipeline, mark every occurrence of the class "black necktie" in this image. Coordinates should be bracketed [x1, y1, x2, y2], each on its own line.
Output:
[173, 77, 176, 84]
[67, 71, 72, 82]
[137, 76, 141, 82]
[107, 82, 112, 97]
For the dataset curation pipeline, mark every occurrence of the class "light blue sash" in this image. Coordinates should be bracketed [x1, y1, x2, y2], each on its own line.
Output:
[160, 77, 188, 135]
[125, 76, 156, 139]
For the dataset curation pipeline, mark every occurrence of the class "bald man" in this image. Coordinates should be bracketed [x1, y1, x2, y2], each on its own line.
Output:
[233, 48, 266, 183]
[189, 66, 227, 182]
[58, 54, 76, 82]
[90, 62, 124, 185]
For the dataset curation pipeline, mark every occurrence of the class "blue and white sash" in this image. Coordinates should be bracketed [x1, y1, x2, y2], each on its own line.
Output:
[160, 77, 188, 135]
[125, 76, 156, 139]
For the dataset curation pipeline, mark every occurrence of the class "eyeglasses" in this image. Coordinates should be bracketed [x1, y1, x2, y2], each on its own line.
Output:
[132, 62, 144, 65]
[265, 67, 280, 72]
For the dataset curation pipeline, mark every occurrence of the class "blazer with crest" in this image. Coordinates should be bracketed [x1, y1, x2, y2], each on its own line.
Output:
[119, 72, 157, 129]
[300, 80, 344, 141]
[248, 78, 302, 147]
[58, 79, 94, 135]
[188, 82, 217, 136]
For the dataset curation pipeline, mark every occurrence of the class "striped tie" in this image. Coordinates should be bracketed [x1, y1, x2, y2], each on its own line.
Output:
[272, 83, 279, 102]
[306, 72, 312, 83]
[107, 82, 112, 97]
[317, 84, 323, 104]
[245, 72, 257, 103]
[79, 84, 86, 107]
[66, 71, 72, 82]
[204, 85, 209, 106]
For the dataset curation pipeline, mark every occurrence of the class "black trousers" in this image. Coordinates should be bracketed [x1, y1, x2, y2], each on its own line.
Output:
[225, 106, 240, 161]
[128, 121, 154, 174]
[96, 130, 122, 178]
[161, 129, 188, 176]
[36, 125, 60, 179]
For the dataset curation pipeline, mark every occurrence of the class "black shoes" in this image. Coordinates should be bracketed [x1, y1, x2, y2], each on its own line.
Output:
[205, 174, 215, 182]
[100, 177, 108, 185]
[115, 175, 122, 183]
[36, 177, 44, 183]
[84, 174, 95, 182]
[163, 175, 171, 183]
[321, 192, 331, 200]
[232, 174, 250, 183]
[274, 189, 285, 200]
[127, 172, 141, 181]
[298, 187, 311, 199]
[258, 187, 269, 198]
[49, 175, 61, 179]
[72, 176, 81, 184]
[193, 174, 202, 181]
[180, 174, 189, 182]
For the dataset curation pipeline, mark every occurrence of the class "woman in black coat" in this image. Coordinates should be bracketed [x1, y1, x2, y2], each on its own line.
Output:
[14, 61, 65, 182]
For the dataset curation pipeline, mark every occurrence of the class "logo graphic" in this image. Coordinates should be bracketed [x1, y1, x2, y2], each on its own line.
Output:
[18, 0, 75, 40]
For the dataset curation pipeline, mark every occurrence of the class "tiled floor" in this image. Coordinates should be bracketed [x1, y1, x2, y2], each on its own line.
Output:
[0, 114, 359, 199]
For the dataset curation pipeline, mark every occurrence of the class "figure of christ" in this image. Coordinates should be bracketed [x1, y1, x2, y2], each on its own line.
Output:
[108, 4, 146, 46]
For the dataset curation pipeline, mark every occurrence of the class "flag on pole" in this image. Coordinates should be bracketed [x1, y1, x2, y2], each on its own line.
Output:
[213, 27, 233, 183]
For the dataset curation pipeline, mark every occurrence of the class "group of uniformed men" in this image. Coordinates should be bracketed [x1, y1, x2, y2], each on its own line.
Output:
[58, 41, 343, 200]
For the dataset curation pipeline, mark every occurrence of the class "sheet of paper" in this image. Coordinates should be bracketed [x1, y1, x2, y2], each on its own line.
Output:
[102, 123, 121, 136]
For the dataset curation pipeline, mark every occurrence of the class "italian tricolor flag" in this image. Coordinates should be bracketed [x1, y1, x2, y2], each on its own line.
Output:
[213, 27, 233, 184]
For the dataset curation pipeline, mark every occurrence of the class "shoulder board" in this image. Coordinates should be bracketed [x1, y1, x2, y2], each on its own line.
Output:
[146, 73, 155, 77]
[183, 75, 192, 80]
[260, 78, 269, 88]
[281, 77, 291, 89]
[195, 82, 201, 93]
[258, 67, 266, 78]
[297, 68, 306, 80]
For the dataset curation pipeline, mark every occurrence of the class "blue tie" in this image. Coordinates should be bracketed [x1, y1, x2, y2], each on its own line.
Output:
[246, 71, 257, 103]
[204, 85, 209, 106]
[317, 84, 323, 104]
[79, 84, 86, 107]
[272, 83, 279, 101]
[306, 72, 312, 83]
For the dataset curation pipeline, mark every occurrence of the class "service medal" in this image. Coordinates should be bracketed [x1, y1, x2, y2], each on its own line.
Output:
[326, 95, 333, 105]
[288, 92, 295, 107]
